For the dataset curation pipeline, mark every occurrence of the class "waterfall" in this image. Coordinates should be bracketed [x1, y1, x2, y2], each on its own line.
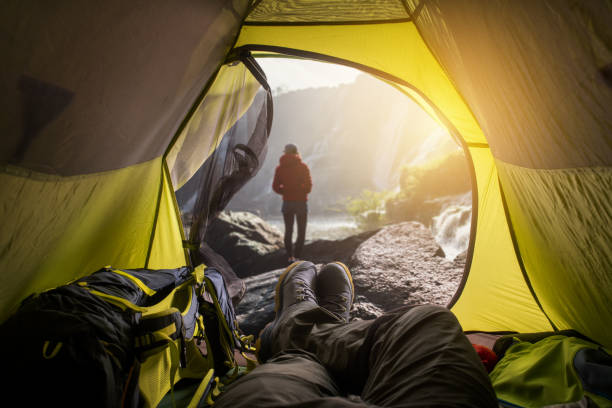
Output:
[431, 192, 472, 260]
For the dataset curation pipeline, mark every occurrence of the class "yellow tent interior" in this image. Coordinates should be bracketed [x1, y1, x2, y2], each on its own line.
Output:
[1, 0, 611, 404]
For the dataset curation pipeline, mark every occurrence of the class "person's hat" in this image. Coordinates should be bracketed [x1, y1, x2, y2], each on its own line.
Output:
[284, 144, 298, 154]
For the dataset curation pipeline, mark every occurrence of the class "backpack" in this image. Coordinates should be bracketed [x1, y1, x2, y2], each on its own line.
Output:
[0, 264, 254, 407]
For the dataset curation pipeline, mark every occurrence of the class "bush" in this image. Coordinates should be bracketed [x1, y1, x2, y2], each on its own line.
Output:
[387, 151, 471, 224]
[344, 151, 471, 228]
[399, 151, 470, 201]
[345, 189, 395, 229]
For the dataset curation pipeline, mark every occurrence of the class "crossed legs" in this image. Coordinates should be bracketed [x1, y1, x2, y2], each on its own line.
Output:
[216, 262, 498, 407]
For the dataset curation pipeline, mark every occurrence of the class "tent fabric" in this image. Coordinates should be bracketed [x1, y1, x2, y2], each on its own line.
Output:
[168, 55, 272, 303]
[166, 62, 263, 191]
[146, 164, 188, 270]
[450, 148, 553, 334]
[497, 161, 612, 348]
[246, 0, 410, 23]
[0, 159, 162, 323]
[1, 1, 250, 176]
[175, 64, 272, 250]
[404, 0, 612, 349]
[404, 0, 612, 169]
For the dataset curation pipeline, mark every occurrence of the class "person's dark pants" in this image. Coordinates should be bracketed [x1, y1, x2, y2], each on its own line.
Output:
[282, 201, 308, 259]
[216, 304, 498, 407]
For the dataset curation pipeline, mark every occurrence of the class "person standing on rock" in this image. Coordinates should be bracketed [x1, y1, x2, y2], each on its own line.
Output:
[272, 143, 312, 263]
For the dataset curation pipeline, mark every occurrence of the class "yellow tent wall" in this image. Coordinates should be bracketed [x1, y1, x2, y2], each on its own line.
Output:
[406, 0, 612, 349]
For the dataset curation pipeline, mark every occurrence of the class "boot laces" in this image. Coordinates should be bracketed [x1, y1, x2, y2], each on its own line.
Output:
[295, 280, 315, 301]
[321, 294, 349, 312]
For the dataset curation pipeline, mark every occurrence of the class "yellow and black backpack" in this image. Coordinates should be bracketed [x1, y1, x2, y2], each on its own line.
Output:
[0, 264, 254, 407]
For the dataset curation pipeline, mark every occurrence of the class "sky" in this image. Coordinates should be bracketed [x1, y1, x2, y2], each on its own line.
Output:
[257, 57, 362, 94]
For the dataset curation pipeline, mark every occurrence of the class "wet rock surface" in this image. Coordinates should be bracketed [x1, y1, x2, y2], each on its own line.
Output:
[233, 219, 466, 337]
[239, 229, 380, 278]
[349, 222, 464, 315]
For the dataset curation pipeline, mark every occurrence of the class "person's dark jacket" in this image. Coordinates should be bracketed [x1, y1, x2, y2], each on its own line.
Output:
[272, 153, 312, 201]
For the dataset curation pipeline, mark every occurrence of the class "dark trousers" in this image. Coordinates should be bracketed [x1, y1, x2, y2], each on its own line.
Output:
[282, 201, 308, 258]
[216, 304, 498, 407]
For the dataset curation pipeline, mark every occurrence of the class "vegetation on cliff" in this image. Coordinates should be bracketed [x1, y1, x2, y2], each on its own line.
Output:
[346, 151, 471, 228]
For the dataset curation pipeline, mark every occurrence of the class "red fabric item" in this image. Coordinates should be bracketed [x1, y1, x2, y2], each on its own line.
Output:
[272, 154, 312, 201]
[472, 344, 498, 373]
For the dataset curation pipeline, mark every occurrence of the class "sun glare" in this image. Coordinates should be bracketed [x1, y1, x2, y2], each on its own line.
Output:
[257, 57, 361, 94]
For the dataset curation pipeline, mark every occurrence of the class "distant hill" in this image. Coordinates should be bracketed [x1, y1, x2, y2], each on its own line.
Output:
[227, 73, 460, 216]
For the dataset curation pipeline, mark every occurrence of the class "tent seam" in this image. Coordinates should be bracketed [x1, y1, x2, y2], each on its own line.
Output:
[497, 174, 558, 331]
[144, 165, 165, 269]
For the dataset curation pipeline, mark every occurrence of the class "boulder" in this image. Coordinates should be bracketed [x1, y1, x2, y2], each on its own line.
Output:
[245, 229, 380, 276]
[235, 267, 286, 336]
[234, 229, 381, 336]
[232, 218, 467, 335]
[205, 211, 283, 277]
[349, 221, 465, 317]
[351, 295, 385, 321]
[218, 219, 379, 278]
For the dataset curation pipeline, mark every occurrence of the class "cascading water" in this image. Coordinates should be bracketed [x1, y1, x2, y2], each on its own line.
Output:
[430, 192, 472, 260]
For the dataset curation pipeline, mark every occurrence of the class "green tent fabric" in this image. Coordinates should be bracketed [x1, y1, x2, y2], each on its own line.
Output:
[490, 335, 609, 408]
[1, 0, 611, 403]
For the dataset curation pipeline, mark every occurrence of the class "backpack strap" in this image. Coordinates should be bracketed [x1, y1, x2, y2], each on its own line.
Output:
[186, 368, 222, 408]
[134, 307, 186, 367]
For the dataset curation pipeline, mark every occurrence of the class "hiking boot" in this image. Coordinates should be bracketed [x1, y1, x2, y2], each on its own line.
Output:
[273, 260, 318, 314]
[256, 261, 318, 362]
[316, 262, 354, 322]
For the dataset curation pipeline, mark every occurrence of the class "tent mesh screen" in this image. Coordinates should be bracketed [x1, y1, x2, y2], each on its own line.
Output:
[175, 88, 271, 252]
[246, 0, 410, 23]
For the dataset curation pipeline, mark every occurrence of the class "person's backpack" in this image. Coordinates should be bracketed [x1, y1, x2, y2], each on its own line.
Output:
[0, 264, 254, 407]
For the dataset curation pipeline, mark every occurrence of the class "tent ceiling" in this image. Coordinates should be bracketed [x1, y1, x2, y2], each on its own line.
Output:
[1, 1, 249, 176]
[247, 0, 411, 23]
[405, 0, 612, 169]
